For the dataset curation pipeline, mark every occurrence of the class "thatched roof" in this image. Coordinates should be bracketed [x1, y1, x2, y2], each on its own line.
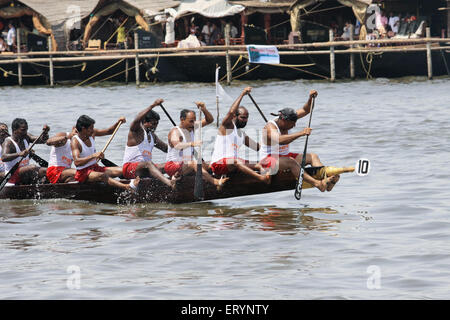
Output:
[17, 0, 98, 25]
[12, 0, 180, 25]
[229, 0, 294, 8]
[125, 0, 180, 16]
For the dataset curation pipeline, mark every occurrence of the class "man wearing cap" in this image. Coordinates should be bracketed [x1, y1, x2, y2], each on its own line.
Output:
[210, 86, 270, 183]
[258, 90, 339, 192]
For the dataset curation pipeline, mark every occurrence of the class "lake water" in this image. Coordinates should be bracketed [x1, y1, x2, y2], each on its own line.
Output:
[0, 76, 449, 299]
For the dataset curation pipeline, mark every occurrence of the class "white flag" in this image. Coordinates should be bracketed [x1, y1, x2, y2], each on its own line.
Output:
[215, 67, 233, 103]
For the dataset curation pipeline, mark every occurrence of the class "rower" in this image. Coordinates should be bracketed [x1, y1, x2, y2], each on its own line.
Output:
[122, 99, 177, 190]
[165, 102, 227, 190]
[71, 115, 140, 191]
[45, 127, 78, 184]
[258, 90, 340, 192]
[0, 122, 9, 179]
[210, 87, 270, 183]
[1, 118, 49, 185]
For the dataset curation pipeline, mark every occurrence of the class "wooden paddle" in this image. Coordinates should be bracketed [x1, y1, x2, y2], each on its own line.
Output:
[159, 103, 176, 126]
[294, 96, 315, 200]
[0, 129, 47, 191]
[248, 93, 268, 123]
[194, 106, 204, 201]
[97, 120, 123, 167]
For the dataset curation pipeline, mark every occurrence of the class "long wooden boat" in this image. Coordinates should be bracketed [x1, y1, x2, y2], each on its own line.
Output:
[0, 166, 354, 204]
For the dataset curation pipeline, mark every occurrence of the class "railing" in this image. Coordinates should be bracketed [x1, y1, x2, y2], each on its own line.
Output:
[1, 28, 449, 85]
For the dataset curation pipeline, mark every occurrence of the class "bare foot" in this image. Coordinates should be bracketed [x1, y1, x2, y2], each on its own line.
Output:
[326, 174, 340, 192]
[314, 178, 328, 192]
[127, 176, 141, 192]
[215, 175, 229, 192]
[260, 173, 271, 185]
[169, 175, 180, 191]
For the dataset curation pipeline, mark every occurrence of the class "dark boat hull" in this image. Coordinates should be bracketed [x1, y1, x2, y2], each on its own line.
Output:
[0, 171, 298, 204]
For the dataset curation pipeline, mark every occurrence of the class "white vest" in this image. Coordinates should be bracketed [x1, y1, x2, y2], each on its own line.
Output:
[48, 133, 73, 168]
[73, 135, 97, 170]
[260, 119, 290, 159]
[211, 122, 244, 163]
[123, 128, 154, 165]
[166, 127, 194, 162]
[3, 137, 30, 173]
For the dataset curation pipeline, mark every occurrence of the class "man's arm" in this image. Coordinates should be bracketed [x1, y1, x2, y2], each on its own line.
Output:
[296, 90, 317, 119]
[153, 133, 168, 153]
[1, 139, 27, 162]
[94, 117, 126, 137]
[195, 102, 214, 127]
[71, 137, 104, 167]
[27, 125, 50, 144]
[168, 128, 200, 151]
[221, 87, 252, 131]
[130, 99, 163, 132]
[264, 123, 311, 146]
[244, 134, 260, 151]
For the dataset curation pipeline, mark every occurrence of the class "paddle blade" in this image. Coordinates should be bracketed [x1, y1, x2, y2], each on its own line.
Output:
[294, 167, 305, 200]
[30, 153, 48, 167]
[101, 158, 118, 167]
[0, 161, 20, 191]
[194, 163, 204, 201]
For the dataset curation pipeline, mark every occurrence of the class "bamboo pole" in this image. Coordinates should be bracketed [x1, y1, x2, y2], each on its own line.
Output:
[4, 38, 450, 58]
[426, 27, 433, 80]
[2, 46, 450, 66]
[225, 23, 232, 86]
[17, 28, 22, 86]
[125, 41, 129, 84]
[329, 29, 335, 82]
[48, 36, 54, 87]
[134, 32, 140, 86]
[350, 25, 355, 80]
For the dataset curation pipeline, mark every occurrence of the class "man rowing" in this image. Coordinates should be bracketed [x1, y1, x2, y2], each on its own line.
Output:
[210, 87, 270, 183]
[165, 102, 227, 190]
[258, 90, 339, 192]
[1, 118, 49, 185]
[122, 99, 177, 190]
[0, 122, 9, 179]
[71, 115, 140, 191]
[45, 127, 78, 184]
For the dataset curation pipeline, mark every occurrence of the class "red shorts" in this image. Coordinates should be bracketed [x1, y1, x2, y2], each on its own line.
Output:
[164, 161, 183, 177]
[260, 153, 300, 169]
[46, 166, 67, 184]
[75, 163, 106, 183]
[210, 157, 246, 176]
[123, 162, 139, 179]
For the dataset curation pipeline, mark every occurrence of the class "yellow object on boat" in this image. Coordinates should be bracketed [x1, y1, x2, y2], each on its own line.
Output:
[302, 166, 355, 189]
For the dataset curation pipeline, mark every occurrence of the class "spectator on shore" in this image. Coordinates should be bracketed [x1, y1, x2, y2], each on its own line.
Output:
[162, 12, 175, 45]
[375, 9, 388, 36]
[201, 21, 212, 45]
[342, 21, 353, 40]
[209, 23, 221, 45]
[230, 22, 239, 38]
[189, 19, 199, 36]
[388, 12, 400, 35]
[6, 22, 16, 51]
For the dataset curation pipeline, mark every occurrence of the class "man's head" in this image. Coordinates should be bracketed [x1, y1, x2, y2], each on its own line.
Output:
[75, 115, 95, 136]
[143, 110, 160, 133]
[0, 122, 9, 141]
[180, 109, 196, 131]
[234, 106, 249, 129]
[11, 118, 28, 139]
[275, 108, 298, 130]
